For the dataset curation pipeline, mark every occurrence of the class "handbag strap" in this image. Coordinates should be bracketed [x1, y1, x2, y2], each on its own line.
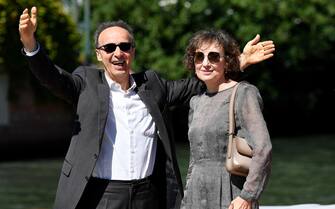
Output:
[229, 82, 240, 136]
[227, 82, 240, 159]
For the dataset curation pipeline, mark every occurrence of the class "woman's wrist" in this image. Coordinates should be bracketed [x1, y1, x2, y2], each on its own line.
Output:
[239, 53, 249, 72]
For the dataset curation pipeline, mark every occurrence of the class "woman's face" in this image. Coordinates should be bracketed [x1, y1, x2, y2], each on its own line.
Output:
[194, 41, 226, 85]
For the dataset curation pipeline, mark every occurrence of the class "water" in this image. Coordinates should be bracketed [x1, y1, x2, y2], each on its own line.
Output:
[0, 159, 62, 209]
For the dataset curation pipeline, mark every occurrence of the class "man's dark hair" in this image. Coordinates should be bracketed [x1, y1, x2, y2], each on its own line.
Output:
[94, 20, 135, 48]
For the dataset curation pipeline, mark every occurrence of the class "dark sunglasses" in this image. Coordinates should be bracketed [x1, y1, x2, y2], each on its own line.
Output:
[194, 51, 223, 64]
[97, 42, 133, 53]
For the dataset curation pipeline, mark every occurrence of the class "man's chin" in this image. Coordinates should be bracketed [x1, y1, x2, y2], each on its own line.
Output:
[111, 66, 129, 73]
[105, 67, 130, 78]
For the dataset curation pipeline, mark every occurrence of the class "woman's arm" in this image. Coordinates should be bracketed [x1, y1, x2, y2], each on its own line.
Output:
[236, 83, 272, 201]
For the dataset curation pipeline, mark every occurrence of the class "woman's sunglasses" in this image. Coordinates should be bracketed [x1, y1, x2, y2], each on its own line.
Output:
[194, 51, 223, 64]
[97, 42, 133, 53]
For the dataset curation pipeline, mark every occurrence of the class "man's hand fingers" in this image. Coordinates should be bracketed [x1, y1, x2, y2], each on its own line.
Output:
[22, 8, 29, 15]
[30, 6, 37, 26]
[19, 13, 31, 30]
[19, 16, 30, 23]
[19, 17, 30, 30]
[20, 13, 30, 21]
[20, 8, 30, 22]
[19, 22, 31, 28]
[31, 7, 37, 19]
[20, 8, 32, 26]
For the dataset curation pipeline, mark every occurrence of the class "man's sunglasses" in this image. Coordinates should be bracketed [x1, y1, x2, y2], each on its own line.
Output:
[97, 42, 133, 53]
[194, 51, 223, 64]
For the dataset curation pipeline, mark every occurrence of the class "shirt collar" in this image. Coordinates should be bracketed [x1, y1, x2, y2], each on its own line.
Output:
[104, 71, 137, 94]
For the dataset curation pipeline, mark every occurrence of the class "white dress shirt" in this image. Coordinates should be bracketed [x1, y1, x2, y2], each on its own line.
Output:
[23, 43, 40, 56]
[93, 72, 157, 180]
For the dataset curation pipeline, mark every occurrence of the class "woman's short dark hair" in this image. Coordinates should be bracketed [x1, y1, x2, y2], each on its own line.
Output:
[184, 29, 240, 80]
[94, 20, 136, 48]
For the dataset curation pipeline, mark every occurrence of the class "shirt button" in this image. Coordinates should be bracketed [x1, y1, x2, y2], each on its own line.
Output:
[93, 154, 98, 159]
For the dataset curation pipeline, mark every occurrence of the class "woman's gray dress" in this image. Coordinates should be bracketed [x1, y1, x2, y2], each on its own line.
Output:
[181, 82, 272, 209]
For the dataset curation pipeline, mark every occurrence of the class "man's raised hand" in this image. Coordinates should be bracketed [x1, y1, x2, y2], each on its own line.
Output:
[19, 6, 38, 52]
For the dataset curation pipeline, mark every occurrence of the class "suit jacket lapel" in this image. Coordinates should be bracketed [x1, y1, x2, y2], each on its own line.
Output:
[97, 72, 110, 147]
[136, 85, 172, 160]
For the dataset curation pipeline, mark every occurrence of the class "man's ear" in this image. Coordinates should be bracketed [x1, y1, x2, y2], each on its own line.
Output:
[96, 50, 102, 61]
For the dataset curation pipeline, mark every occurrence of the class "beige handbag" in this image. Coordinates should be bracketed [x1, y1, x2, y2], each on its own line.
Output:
[225, 83, 253, 177]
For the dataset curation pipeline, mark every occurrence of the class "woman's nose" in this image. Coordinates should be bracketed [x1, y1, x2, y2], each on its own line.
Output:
[202, 56, 210, 65]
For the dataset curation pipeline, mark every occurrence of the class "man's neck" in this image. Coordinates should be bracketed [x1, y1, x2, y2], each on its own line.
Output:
[107, 72, 130, 91]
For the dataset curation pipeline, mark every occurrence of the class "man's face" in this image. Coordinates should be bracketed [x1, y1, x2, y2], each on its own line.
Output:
[96, 26, 135, 81]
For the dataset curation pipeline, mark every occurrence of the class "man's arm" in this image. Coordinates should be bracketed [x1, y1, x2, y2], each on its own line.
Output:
[239, 34, 275, 71]
[18, 6, 83, 104]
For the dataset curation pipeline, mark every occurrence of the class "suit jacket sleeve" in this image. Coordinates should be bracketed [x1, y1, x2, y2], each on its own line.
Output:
[23, 46, 85, 105]
[144, 71, 204, 107]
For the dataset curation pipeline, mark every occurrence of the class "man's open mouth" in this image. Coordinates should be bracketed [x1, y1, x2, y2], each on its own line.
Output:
[112, 60, 125, 66]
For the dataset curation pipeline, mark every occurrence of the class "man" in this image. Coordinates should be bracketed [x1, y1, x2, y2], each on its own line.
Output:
[19, 6, 275, 209]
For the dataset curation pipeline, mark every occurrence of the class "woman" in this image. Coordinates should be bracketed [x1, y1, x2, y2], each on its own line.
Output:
[181, 29, 272, 209]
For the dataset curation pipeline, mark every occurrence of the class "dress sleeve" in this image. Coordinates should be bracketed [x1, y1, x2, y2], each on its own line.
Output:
[235, 83, 272, 201]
